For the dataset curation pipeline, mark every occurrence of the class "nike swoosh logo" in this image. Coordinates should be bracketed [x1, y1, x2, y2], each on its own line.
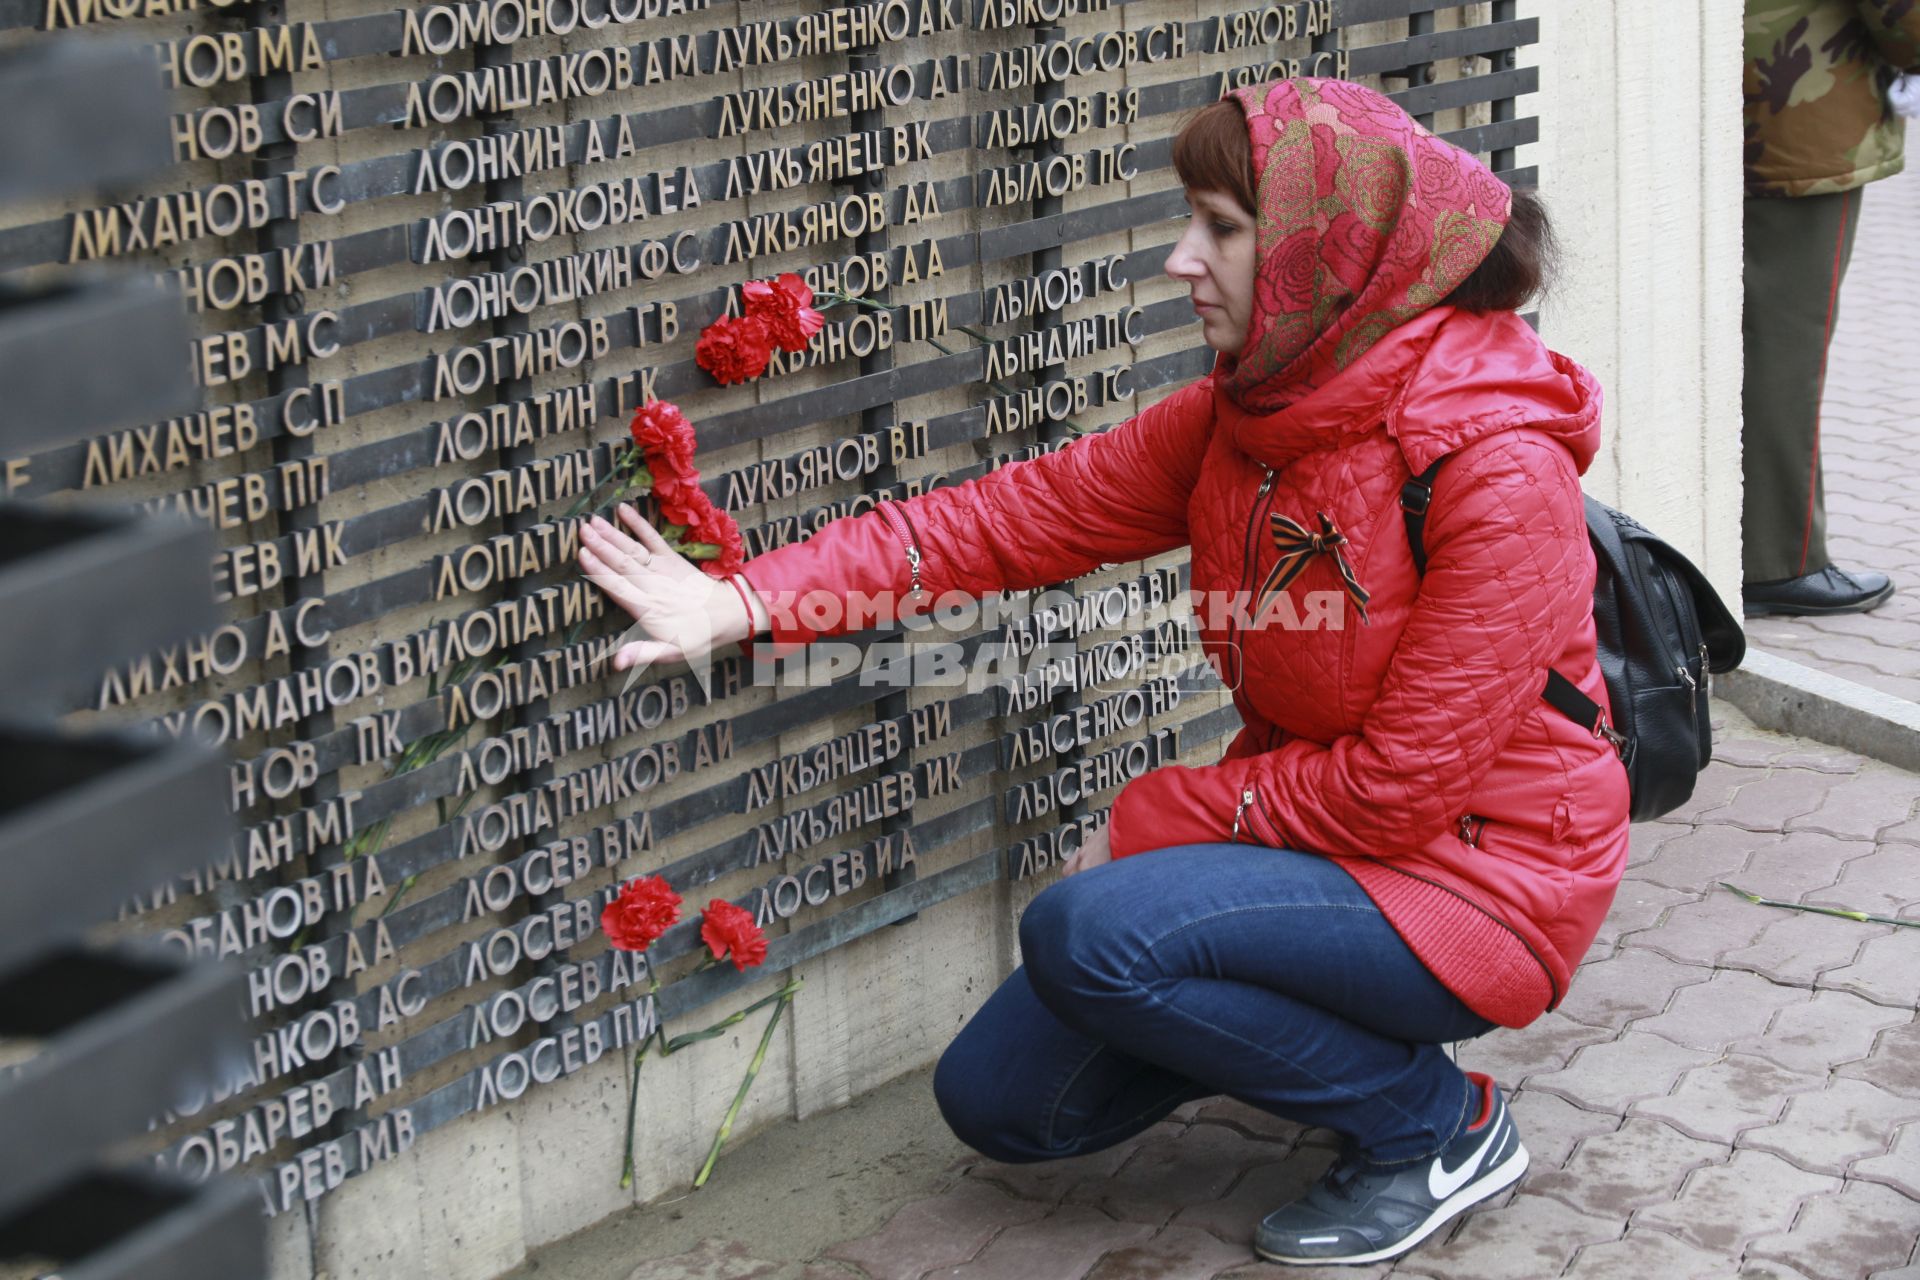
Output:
[1428, 1120, 1499, 1201]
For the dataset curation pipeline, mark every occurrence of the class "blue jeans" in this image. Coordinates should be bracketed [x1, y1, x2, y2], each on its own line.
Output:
[934, 845, 1496, 1166]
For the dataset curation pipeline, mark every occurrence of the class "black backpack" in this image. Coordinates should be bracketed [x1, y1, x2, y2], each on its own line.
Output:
[1402, 460, 1746, 822]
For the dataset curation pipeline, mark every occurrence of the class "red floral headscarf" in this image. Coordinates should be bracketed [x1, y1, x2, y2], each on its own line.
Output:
[1217, 78, 1513, 415]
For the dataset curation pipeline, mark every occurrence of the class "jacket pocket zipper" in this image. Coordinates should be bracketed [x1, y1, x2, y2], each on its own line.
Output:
[1458, 814, 1490, 849]
[1231, 788, 1281, 845]
[878, 501, 922, 596]
[1256, 793, 1282, 845]
[1232, 787, 1256, 842]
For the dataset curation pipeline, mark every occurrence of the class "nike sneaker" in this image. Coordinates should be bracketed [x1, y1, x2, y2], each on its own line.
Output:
[1253, 1071, 1528, 1266]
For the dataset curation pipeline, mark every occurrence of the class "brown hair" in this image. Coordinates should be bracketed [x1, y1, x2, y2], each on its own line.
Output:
[1171, 100, 1256, 214]
[1442, 189, 1558, 313]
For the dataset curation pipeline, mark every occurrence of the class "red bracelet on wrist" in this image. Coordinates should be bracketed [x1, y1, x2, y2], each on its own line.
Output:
[726, 574, 762, 636]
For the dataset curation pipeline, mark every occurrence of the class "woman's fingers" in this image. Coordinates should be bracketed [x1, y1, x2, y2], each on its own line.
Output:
[1056, 831, 1110, 878]
[588, 519, 681, 590]
[585, 507, 686, 575]
[613, 638, 685, 671]
[580, 547, 661, 617]
[586, 514, 650, 569]
[618, 504, 676, 557]
[579, 507, 721, 677]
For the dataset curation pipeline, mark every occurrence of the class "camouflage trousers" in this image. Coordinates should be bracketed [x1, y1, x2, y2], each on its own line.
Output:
[1742, 187, 1864, 583]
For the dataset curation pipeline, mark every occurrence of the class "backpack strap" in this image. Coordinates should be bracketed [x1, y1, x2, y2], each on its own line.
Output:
[1401, 454, 1629, 758]
[1400, 457, 1447, 577]
[1544, 668, 1626, 755]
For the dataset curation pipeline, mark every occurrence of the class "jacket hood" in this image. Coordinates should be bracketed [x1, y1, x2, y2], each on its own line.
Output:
[1217, 77, 1514, 415]
[1215, 305, 1604, 476]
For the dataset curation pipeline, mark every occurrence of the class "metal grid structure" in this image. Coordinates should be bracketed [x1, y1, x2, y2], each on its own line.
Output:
[0, 0, 1537, 1222]
[0, 39, 263, 1280]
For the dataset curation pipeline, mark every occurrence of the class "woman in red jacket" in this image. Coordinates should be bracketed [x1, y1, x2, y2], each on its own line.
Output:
[580, 78, 1630, 1266]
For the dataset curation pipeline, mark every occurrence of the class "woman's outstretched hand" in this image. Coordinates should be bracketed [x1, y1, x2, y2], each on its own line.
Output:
[579, 505, 759, 674]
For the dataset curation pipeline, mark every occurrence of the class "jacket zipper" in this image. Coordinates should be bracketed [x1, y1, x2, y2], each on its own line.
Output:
[1241, 468, 1277, 598]
[1370, 859, 1564, 1009]
[1220, 469, 1280, 830]
[1458, 814, 1490, 849]
[1228, 468, 1278, 689]
[878, 501, 922, 597]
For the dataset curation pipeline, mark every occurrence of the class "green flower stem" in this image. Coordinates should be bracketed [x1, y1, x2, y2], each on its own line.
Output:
[1720, 882, 1920, 928]
[817, 290, 1093, 435]
[379, 873, 417, 919]
[692, 977, 803, 1189]
[662, 984, 795, 1052]
[618, 1040, 648, 1190]
[615, 962, 806, 1190]
[821, 290, 965, 359]
[618, 974, 665, 1190]
[832, 293, 993, 348]
[343, 816, 392, 861]
[565, 445, 653, 522]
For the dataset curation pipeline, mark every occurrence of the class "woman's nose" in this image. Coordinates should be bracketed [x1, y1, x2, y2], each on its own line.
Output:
[1165, 223, 1204, 282]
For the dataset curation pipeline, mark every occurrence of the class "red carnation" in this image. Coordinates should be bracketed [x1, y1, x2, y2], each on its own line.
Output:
[688, 503, 746, 577]
[696, 313, 774, 385]
[629, 399, 698, 479]
[744, 273, 825, 353]
[700, 899, 767, 970]
[657, 471, 718, 531]
[601, 876, 682, 951]
[651, 469, 706, 528]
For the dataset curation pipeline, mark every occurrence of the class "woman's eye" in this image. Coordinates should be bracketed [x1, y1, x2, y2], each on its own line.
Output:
[1212, 221, 1240, 236]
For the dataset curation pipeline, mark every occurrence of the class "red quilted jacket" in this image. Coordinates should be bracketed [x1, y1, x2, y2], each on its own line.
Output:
[741, 305, 1631, 1028]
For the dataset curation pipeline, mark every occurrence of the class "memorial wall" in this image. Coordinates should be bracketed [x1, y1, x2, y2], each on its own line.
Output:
[0, 0, 1537, 1272]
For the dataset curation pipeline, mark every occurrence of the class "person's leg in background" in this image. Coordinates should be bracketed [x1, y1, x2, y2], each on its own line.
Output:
[1743, 186, 1894, 615]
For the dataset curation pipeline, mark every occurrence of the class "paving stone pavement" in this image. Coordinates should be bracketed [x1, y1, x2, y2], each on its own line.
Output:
[517, 703, 1920, 1280]
[1743, 165, 1920, 696]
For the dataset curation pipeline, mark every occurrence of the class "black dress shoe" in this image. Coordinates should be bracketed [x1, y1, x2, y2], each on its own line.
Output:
[1744, 565, 1895, 617]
